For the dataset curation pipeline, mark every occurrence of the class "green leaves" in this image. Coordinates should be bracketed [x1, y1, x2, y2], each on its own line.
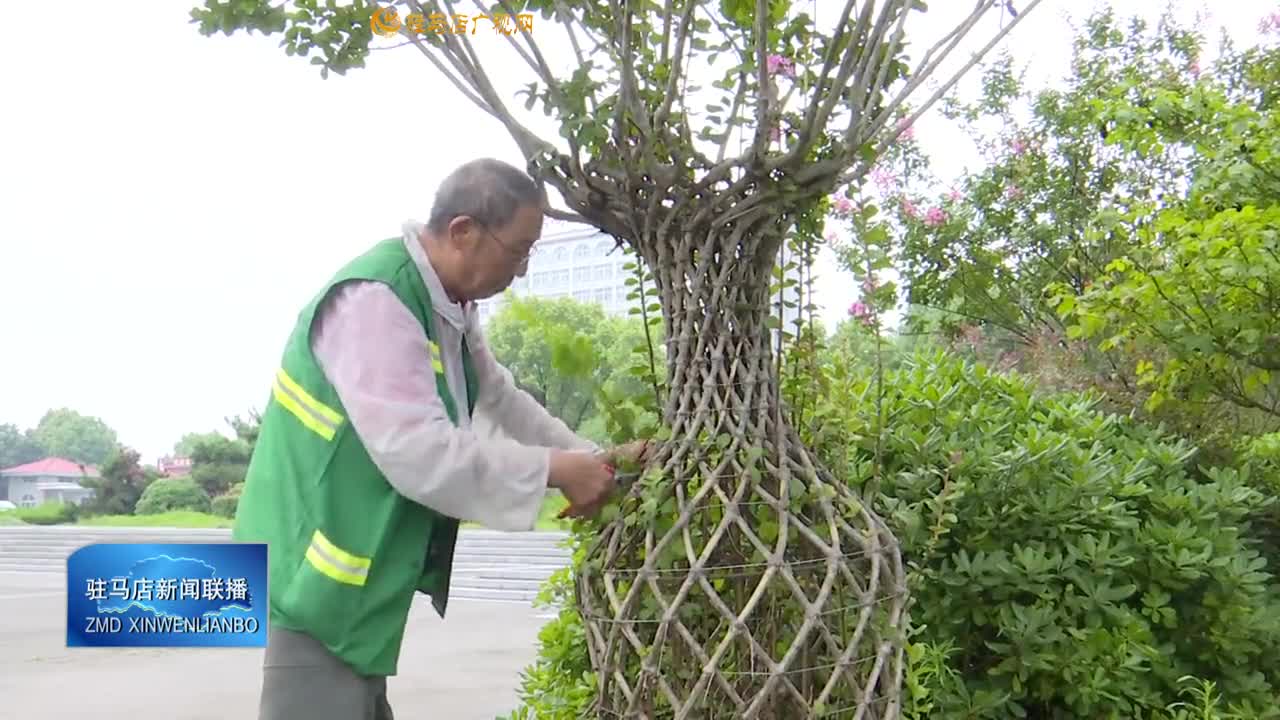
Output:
[795, 349, 1280, 717]
[719, 0, 790, 31]
[191, 0, 380, 78]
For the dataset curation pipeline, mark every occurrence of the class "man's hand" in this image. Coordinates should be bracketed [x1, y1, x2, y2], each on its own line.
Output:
[602, 439, 652, 469]
[548, 450, 617, 519]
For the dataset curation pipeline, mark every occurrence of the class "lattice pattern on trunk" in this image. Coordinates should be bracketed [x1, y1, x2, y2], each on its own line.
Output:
[575, 230, 908, 719]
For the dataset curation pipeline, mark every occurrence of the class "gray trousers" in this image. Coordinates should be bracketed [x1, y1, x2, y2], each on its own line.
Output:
[258, 626, 394, 720]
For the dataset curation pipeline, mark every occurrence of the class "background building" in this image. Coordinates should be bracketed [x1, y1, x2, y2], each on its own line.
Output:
[475, 219, 638, 324]
[156, 455, 194, 478]
[0, 457, 97, 507]
[475, 219, 805, 333]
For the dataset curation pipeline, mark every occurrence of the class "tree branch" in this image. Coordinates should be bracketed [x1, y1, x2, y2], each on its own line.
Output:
[659, 0, 675, 67]
[718, 71, 750, 163]
[844, 0, 915, 143]
[495, 0, 575, 113]
[803, 0, 862, 134]
[750, 0, 770, 157]
[653, 0, 699, 134]
[862, 0, 1046, 166]
[401, 34, 494, 114]
[553, 0, 592, 95]
[788, 0, 882, 170]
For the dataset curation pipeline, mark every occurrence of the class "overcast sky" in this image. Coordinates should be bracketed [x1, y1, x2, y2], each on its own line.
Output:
[0, 0, 1270, 463]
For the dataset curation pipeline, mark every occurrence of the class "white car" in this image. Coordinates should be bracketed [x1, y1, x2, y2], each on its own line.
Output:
[0, 500, 17, 512]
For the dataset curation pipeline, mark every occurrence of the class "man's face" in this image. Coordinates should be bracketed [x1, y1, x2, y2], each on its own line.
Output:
[455, 203, 542, 300]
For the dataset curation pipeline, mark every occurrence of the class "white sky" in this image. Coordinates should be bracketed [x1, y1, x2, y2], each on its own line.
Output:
[0, 0, 1270, 463]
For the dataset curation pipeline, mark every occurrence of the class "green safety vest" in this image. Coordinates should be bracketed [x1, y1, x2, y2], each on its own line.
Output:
[232, 236, 478, 677]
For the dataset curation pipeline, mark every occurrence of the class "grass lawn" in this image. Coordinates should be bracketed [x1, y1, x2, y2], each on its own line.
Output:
[77, 511, 234, 528]
[0, 513, 26, 526]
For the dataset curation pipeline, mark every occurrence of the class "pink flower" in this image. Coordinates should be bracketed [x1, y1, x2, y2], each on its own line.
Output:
[924, 206, 947, 227]
[947, 188, 963, 202]
[862, 274, 879, 292]
[901, 198, 919, 219]
[848, 302, 870, 318]
[870, 166, 896, 193]
[1004, 184, 1024, 201]
[824, 230, 839, 242]
[831, 196, 855, 218]
[896, 118, 915, 141]
[1010, 136, 1028, 156]
[766, 54, 795, 79]
[1260, 11, 1280, 35]
[1189, 57, 1201, 78]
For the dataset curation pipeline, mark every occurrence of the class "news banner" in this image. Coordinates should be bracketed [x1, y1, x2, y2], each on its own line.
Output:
[65, 541, 268, 647]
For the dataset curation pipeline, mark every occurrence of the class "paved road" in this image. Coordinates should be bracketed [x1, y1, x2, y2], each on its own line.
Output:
[0, 570, 551, 719]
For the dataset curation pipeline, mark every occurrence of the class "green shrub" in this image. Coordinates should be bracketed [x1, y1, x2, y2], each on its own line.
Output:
[811, 350, 1280, 718]
[135, 477, 211, 515]
[14, 500, 79, 525]
[211, 482, 242, 518]
[504, 350, 1280, 719]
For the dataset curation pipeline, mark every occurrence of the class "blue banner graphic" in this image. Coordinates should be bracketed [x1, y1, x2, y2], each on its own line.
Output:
[66, 542, 268, 648]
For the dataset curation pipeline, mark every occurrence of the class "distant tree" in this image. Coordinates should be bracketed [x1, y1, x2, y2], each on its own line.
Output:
[31, 408, 118, 465]
[0, 423, 46, 469]
[227, 410, 262, 453]
[81, 446, 154, 517]
[484, 294, 654, 432]
[183, 415, 257, 497]
[173, 431, 225, 457]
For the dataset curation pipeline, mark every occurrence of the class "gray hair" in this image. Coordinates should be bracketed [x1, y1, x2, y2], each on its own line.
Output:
[426, 158, 542, 234]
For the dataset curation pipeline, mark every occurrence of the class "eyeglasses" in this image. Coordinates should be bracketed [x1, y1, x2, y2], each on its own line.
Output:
[478, 222, 538, 263]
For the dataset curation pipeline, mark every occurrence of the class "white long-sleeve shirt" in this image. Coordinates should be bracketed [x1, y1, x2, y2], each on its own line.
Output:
[309, 221, 599, 531]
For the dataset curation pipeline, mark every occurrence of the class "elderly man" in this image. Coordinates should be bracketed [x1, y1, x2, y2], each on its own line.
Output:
[234, 157, 644, 720]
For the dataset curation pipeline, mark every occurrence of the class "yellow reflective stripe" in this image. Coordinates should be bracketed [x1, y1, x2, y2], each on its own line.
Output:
[427, 340, 444, 374]
[311, 530, 371, 571]
[275, 369, 343, 426]
[305, 546, 366, 586]
[271, 369, 343, 441]
[272, 383, 336, 441]
[304, 530, 370, 587]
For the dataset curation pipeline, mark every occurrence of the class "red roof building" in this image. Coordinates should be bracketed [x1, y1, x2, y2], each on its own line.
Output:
[157, 455, 193, 478]
[0, 457, 98, 508]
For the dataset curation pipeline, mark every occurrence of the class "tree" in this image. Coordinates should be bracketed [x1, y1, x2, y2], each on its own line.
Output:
[30, 408, 119, 466]
[227, 410, 262, 452]
[881, 10, 1201, 345]
[192, 1, 1043, 714]
[858, 8, 1280, 460]
[485, 294, 613, 428]
[485, 294, 656, 432]
[0, 423, 46, 469]
[1054, 21, 1280, 439]
[173, 431, 226, 457]
[81, 446, 154, 517]
[169, 412, 261, 498]
[189, 423, 255, 498]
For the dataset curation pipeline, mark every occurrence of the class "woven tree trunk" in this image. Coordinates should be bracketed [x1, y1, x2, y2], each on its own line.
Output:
[576, 221, 907, 719]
